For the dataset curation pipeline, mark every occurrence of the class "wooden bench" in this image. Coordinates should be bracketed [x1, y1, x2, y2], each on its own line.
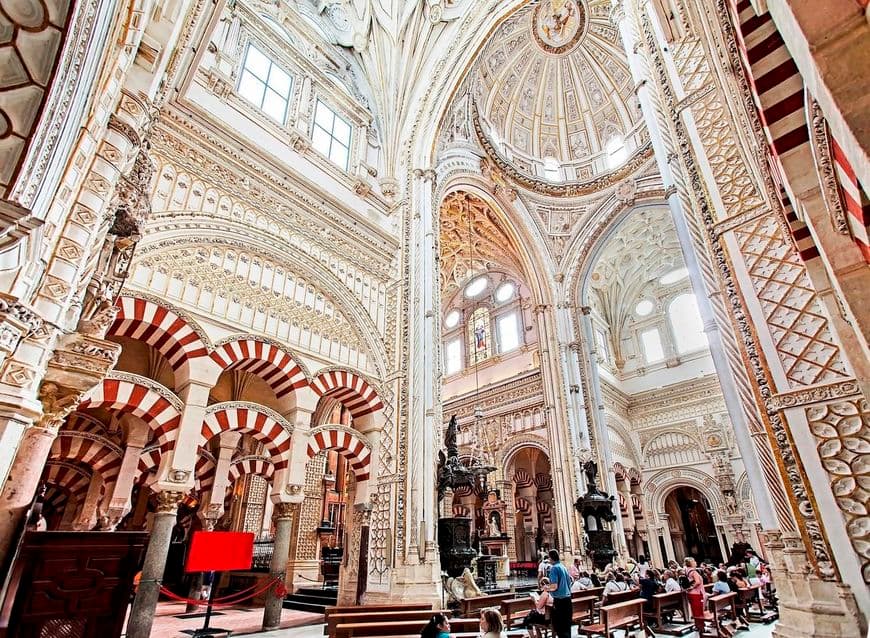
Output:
[334, 619, 522, 638]
[501, 596, 534, 627]
[601, 587, 639, 605]
[644, 590, 692, 635]
[578, 598, 650, 637]
[573, 586, 604, 600]
[571, 595, 597, 625]
[703, 592, 737, 638]
[740, 584, 777, 623]
[328, 609, 449, 638]
[324, 604, 432, 635]
[460, 591, 517, 616]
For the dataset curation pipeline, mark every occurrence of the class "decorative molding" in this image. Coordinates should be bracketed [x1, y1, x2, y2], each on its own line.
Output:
[768, 380, 861, 412]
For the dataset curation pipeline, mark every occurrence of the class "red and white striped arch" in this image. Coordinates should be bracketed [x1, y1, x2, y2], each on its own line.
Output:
[42, 462, 91, 508]
[200, 407, 292, 470]
[452, 504, 471, 518]
[513, 469, 533, 489]
[311, 370, 383, 419]
[536, 500, 553, 530]
[62, 412, 108, 436]
[228, 457, 275, 485]
[50, 433, 122, 483]
[195, 450, 216, 494]
[210, 338, 308, 398]
[534, 472, 553, 492]
[80, 378, 181, 452]
[136, 443, 161, 482]
[832, 138, 870, 262]
[514, 496, 534, 527]
[110, 296, 208, 369]
[306, 427, 371, 481]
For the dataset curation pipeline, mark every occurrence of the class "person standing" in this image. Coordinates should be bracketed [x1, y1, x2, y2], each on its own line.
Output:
[683, 557, 707, 633]
[546, 550, 572, 638]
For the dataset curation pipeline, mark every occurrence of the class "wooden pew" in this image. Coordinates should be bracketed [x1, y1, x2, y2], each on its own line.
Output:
[501, 596, 533, 628]
[578, 598, 650, 637]
[703, 592, 737, 638]
[573, 586, 604, 600]
[740, 584, 777, 623]
[644, 590, 692, 635]
[323, 603, 433, 635]
[571, 595, 597, 626]
[460, 591, 518, 617]
[601, 587, 639, 605]
[328, 609, 449, 638]
[334, 618, 525, 638]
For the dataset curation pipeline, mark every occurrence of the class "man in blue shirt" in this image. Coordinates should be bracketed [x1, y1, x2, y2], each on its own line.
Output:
[547, 549, 572, 638]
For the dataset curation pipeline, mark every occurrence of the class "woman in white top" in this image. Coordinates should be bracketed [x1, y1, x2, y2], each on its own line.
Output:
[603, 573, 630, 599]
[663, 570, 681, 593]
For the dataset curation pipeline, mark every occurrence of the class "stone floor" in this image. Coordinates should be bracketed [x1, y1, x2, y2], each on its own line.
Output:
[128, 602, 322, 638]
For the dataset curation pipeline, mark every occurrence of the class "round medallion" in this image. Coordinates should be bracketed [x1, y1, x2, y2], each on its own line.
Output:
[532, 0, 587, 55]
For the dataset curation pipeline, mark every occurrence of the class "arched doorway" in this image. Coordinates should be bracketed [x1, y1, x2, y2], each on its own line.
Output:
[506, 447, 557, 562]
[663, 486, 723, 564]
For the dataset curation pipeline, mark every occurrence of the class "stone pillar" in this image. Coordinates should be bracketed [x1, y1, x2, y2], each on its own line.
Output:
[660, 518, 676, 563]
[72, 471, 104, 530]
[496, 479, 517, 563]
[0, 382, 83, 569]
[199, 431, 241, 523]
[105, 418, 148, 526]
[262, 501, 297, 631]
[126, 490, 183, 638]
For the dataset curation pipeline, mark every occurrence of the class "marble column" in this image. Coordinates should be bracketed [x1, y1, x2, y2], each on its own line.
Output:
[262, 501, 297, 631]
[126, 490, 182, 638]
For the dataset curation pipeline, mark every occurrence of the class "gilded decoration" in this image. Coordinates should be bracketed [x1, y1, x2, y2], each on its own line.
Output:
[438, 191, 524, 298]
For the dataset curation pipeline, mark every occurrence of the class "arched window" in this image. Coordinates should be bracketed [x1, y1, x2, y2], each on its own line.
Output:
[668, 293, 707, 353]
[542, 157, 561, 182]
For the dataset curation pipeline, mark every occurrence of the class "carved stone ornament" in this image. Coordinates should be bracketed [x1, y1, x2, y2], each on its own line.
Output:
[273, 502, 297, 521]
[155, 491, 184, 513]
[37, 381, 85, 430]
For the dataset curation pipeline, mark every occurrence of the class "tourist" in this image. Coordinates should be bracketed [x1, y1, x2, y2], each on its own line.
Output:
[745, 550, 762, 585]
[537, 554, 551, 582]
[479, 608, 505, 638]
[638, 568, 662, 612]
[545, 549, 572, 638]
[603, 572, 630, 599]
[571, 570, 593, 591]
[712, 570, 731, 595]
[663, 569, 681, 593]
[636, 554, 650, 578]
[682, 557, 707, 633]
[522, 577, 551, 633]
[568, 557, 581, 581]
[420, 613, 451, 638]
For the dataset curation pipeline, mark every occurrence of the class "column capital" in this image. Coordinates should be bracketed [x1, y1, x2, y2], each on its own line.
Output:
[153, 490, 184, 514]
[272, 501, 299, 522]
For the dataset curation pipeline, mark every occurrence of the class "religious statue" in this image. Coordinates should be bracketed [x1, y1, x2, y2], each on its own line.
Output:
[583, 459, 605, 496]
[436, 415, 474, 500]
[487, 512, 501, 537]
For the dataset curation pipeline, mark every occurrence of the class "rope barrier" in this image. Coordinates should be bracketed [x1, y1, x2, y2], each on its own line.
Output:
[158, 576, 283, 607]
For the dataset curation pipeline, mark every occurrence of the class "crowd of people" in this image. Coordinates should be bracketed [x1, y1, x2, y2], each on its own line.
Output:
[421, 546, 776, 638]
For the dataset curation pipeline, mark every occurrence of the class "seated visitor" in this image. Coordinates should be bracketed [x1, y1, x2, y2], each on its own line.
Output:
[663, 569, 681, 593]
[420, 613, 451, 638]
[603, 572, 631, 598]
[480, 608, 506, 638]
[569, 557, 581, 581]
[712, 570, 731, 595]
[522, 577, 552, 631]
[571, 570, 593, 591]
[638, 568, 662, 612]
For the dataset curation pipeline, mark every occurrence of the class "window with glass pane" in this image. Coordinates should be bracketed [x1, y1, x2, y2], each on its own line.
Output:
[312, 100, 352, 169]
[668, 293, 708, 353]
[640, 328, 664, 362]
[444, 338, 462, 374]
[238, 44, 292, 123]
[497, 312, 520, 353]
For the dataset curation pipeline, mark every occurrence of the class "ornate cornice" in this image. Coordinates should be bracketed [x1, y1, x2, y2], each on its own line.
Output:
[768, 380, 861, 412]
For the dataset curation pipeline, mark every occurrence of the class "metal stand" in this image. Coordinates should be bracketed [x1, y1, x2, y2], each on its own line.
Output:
[182, 571, 232, 637]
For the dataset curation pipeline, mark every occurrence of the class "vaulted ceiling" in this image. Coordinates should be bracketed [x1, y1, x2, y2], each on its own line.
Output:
[475, 0, 642, 175]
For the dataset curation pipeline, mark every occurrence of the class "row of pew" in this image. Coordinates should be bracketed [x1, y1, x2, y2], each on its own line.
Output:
[322, 581, 775, 638]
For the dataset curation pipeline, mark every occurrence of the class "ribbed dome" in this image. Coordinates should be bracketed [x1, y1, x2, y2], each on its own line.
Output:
[474, 0, 644, 181]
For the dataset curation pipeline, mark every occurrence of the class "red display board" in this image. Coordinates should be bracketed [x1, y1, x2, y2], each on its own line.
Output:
[185, 531, 254, 573]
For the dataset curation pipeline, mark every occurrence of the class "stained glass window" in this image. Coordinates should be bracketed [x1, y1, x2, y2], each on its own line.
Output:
[467, 307, 492, 365]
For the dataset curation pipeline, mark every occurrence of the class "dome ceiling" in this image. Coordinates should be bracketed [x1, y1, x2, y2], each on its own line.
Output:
[474, 0, 643, 180]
